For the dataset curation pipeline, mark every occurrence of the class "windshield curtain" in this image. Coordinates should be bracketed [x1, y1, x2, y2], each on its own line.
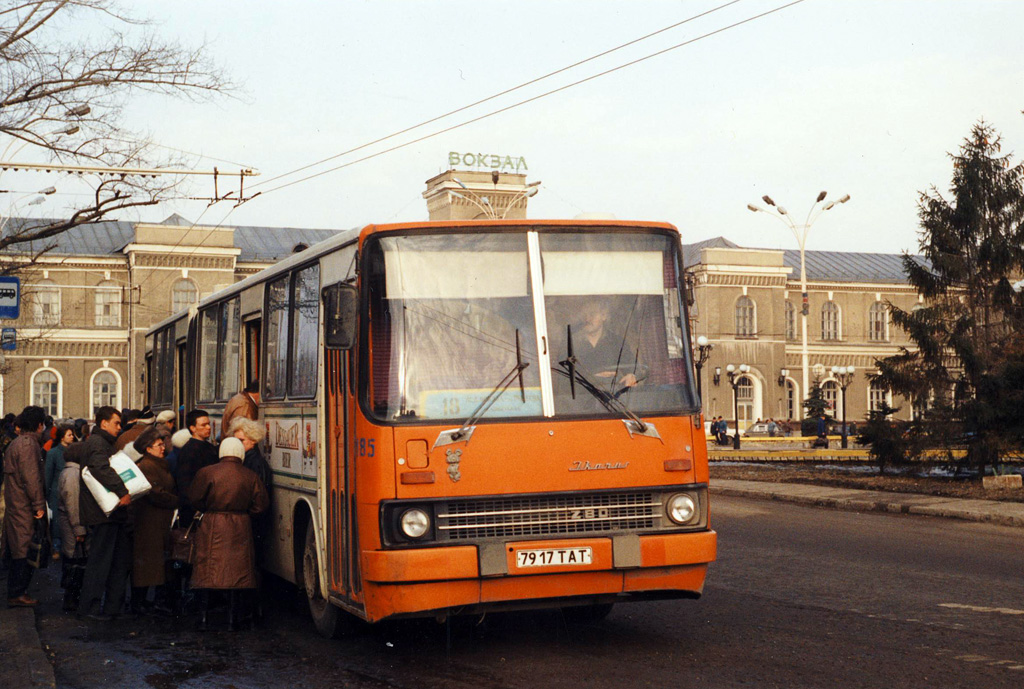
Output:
[364, 229, 698, 423]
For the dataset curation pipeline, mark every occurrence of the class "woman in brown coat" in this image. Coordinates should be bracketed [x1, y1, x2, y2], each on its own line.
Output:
[188, 437, 268, 629]
[131, 427, 178, 613]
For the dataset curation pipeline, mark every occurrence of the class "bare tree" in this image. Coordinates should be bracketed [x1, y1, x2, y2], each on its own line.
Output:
[0, 0, 232, 254]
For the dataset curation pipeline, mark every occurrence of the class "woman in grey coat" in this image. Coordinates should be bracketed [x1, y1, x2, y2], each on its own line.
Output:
[57, 442, 88, 611]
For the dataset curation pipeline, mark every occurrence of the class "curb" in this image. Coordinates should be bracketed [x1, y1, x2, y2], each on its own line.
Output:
[710, 479, 1024, 529]
[0, 605, 56, 688]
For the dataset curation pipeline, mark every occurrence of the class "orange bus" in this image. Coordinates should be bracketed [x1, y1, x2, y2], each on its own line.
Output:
[146, 219, 716, 636]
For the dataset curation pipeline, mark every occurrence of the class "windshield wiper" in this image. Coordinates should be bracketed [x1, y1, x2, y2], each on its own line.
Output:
[558, 324, 656, 438]
[434, 329, 529, 448]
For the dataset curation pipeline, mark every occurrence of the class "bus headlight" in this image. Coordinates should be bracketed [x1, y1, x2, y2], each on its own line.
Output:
[400, 508, 431, 539]
[667, 494, 697, 525]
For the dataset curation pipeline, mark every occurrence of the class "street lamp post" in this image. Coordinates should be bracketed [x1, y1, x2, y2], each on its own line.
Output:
[747, 192, 850, 416]
[694, 335, 713, 401]
[832, 365, 855, 448]
[726, 363, 750, 450]
[452, 177, 541, 219]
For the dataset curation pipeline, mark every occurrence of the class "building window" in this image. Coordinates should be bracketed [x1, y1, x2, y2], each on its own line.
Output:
[92, 370, 119, 413]
[32, 369, 60, 416]
[821, 301, 840, 340]
[95, 281, 121, 327]
[821, 379, 839, 416]
[736, 375, 754, 427]
[785, 379, 798, 420]
[785, 300, 796, 340]
[171, 278, 198, 313]
[869, 301, 888, 341]
[869, 381, 889, 412]
[735, 296, 756, 337]
[32, 280, 61, 326]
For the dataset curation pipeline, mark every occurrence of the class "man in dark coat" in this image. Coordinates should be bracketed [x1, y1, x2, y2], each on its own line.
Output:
[3, 406, 47, 607]
[174, 409, 218, 525]
[77, 405, 132, 620]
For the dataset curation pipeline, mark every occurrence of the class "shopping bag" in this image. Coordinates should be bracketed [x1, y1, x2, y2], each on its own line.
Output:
[82, 450, 153, 515]
[26, 518, 50, 569]
[169, 509, 202, 564]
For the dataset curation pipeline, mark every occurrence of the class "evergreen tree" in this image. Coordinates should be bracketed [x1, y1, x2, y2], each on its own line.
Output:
[801, 381, 831, 436]
[876, 121, 1024, 474]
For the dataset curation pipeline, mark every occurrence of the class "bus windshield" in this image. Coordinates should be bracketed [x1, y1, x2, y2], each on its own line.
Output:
[365, 229, 697, 423]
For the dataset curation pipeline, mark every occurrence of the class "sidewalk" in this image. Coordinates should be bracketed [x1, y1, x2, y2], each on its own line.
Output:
[711, 478, 1024, 528]
[0, 605, 56, 688]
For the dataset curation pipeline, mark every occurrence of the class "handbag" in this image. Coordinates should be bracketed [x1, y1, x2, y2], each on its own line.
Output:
[169, 509, 202, 564]
[82, 450, 153, 515]
[26, 517, 50, 570]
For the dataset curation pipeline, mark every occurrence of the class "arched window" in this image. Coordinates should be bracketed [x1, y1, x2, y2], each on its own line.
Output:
[735, 296, 756, 337]
[736, 375, 754, 427]
[95, 280, 121, 327]
[821, 379, 839, 417]
[171, 278, 199, 314]
[821, 301, 840, 340]
[32, 369, 60, 416]
[32, 280, 60, 326]
[92, 370, 119, 414]
[785, 379, 798, 420]
[869, 380, 890, 413]
[869, 302, 888, 341]
[785, 300, 796, 340]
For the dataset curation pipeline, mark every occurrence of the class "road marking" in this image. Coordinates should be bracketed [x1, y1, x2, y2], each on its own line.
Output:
[939, 603, 1024, 617]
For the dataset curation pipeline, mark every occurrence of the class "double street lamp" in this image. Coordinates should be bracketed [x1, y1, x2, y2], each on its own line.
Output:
[726, 363, 750, 450]
[747, 192, 850, 412]
[452, 177, 541, 219]
[831, 365, 856, 448]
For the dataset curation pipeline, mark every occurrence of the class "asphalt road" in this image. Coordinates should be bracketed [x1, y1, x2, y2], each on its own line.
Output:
[35, 496, 1024, 689]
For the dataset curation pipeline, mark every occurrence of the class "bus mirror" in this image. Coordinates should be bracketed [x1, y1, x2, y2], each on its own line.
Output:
[324, 283, 358, 350]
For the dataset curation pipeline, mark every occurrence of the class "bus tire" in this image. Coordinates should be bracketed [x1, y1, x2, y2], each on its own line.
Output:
[302, 520, 344, 638]
[561, 603, 614, 624]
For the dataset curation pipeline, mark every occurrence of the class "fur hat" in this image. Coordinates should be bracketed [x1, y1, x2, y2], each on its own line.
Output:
[156, 410, 176, 425]
[171, 428, 191, 449]
[219, 437, 244, 460]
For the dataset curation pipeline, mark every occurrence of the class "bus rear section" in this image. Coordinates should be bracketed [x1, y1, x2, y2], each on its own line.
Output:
[333, 221, 716, 623]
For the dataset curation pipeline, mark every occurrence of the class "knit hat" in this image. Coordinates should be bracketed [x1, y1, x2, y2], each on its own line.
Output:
[156, 410, 176, 424]
[171, 428, 191, 449]
[219, 437, 244, 460]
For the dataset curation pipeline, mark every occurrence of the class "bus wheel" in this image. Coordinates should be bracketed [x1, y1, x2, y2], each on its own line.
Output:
[302, 520, 344, 638]
[561, 603, 614, 624]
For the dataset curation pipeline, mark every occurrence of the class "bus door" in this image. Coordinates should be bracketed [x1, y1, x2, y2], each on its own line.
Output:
[325, 347, 351, 597]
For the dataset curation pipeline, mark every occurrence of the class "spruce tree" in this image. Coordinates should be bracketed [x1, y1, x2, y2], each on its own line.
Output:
[876, 121, 1024, 474]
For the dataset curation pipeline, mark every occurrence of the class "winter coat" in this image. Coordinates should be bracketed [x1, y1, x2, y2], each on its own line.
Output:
[78, 428, 130, 527]
[220, 392, 258, 440]
[188, 457, 268, 589]
[57, 445, 86, 559]
[44, 443, 67, 513]
[114, 423, 148, 453]
[132, 452, 178, 587]
[175, 438, 219, 524]
[2, 432, 46, 559]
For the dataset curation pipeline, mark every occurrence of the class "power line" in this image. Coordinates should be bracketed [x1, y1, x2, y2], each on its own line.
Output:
[258, 0, 807, 198]
[250, 0, 746, 191]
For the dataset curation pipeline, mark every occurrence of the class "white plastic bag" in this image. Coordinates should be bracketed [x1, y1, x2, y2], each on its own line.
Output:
[82, 450, 152, 515]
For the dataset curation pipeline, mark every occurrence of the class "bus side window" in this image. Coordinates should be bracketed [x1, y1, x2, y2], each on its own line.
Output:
[245, 318, 261, 390]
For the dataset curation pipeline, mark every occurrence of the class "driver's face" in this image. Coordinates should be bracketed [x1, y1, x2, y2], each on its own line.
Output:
[579, 303, 608, 336]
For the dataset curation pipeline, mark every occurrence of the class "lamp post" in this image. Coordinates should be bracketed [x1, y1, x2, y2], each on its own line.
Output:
[832, 365, 855, 448]
[747, 192, 850, 414]
[452, 177, 541, 219]
[694, 335, 713, 401]
[726, 363, 750, 449]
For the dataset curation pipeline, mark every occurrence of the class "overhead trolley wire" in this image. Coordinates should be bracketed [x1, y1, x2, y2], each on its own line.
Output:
[249, 0, 746, 191]
[255, 0, 807, 198]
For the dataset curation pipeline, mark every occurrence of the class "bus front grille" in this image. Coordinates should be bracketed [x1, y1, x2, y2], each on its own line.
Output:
[436, 492, 660, 541]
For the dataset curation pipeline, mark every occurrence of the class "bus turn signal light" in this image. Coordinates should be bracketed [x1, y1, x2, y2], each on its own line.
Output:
[664, 459, 692, 472]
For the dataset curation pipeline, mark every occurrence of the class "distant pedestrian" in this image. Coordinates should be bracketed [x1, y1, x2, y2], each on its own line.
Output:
[189, 437, 269, 630]
[131, 427, 178, 614]
[767, 418, 778, 437]
[77, 406, 132, 620]
[3, 406, 48, 607]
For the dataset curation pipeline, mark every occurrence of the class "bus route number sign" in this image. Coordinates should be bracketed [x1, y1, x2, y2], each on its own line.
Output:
[0, 276, 20, 320]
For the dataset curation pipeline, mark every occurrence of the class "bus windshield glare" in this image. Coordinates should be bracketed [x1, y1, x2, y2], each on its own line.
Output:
[365, 230, 697, 422]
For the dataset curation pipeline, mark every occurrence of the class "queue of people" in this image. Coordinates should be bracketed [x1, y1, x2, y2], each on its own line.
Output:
[0, 393, 271, 631]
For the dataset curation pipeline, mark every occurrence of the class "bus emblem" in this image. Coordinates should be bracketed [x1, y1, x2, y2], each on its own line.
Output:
[446, 449, 462, 482]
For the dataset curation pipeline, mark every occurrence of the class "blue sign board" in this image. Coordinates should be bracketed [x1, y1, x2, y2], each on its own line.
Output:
[0, 276, 20, 320]
[1, 327, 15, 351]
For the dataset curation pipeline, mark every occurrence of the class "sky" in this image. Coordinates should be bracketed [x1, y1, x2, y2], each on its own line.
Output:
[21, 0, 1024, 255]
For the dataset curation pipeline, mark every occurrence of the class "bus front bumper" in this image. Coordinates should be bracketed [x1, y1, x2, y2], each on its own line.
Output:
[359, 529, 716, 620]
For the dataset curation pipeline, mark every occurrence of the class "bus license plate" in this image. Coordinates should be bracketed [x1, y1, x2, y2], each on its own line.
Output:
[516, 547, 593, 568]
